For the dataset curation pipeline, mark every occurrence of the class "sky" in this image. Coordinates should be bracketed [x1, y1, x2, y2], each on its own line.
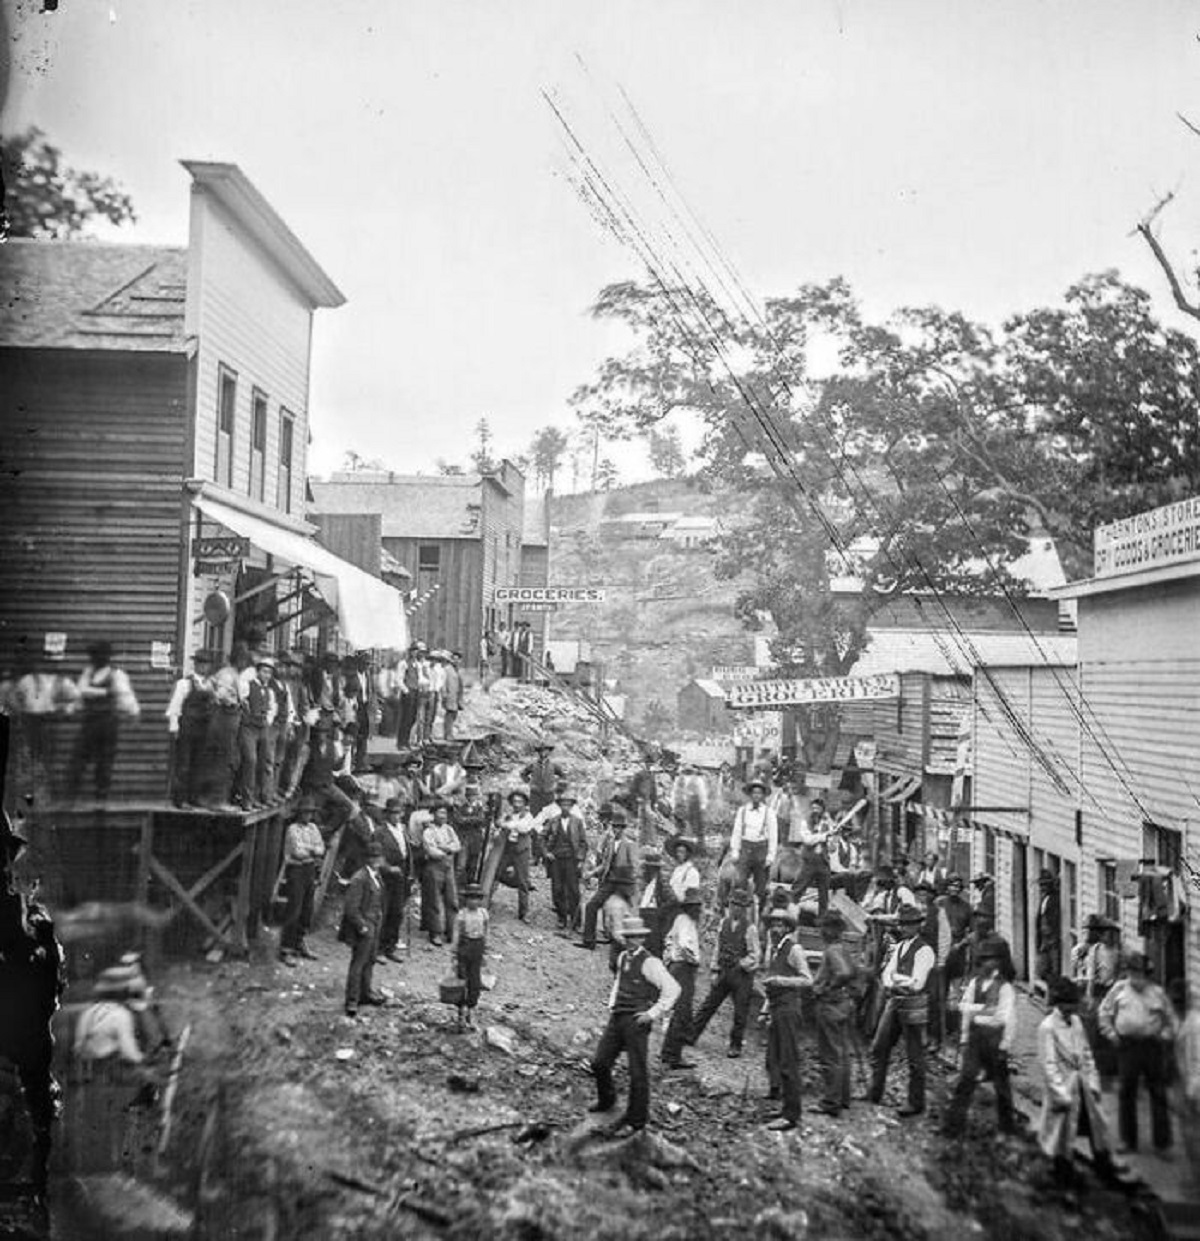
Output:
[4, 0, 1200, 485]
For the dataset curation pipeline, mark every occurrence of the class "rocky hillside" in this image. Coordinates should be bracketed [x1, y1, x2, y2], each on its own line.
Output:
[546, 479, 755, 737]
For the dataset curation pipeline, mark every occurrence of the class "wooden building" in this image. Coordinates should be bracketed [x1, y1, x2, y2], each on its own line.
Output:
[0, 162, 403, 942]
[677, 679, 729, 734]
[310, 462, 547, 668]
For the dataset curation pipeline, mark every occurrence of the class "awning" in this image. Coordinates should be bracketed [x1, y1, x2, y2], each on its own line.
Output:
[192, 491, 408, 650]
[881, 774, 922, 804]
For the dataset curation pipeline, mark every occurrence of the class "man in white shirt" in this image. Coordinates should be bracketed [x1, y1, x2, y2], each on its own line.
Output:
[588, 914, 680, 1138]
[661, 888, 703, 1071]
[867, 904, 936, 1117]
[728, 779, 778, 907]
[942, 936, 1018, 1136]
[792, 796, 835, 914]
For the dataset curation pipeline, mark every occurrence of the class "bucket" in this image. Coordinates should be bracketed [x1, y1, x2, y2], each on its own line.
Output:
[439, 976, 466, 1006]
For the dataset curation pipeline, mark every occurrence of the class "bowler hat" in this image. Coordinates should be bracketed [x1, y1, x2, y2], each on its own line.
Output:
[463, 882, 484, 899]
[384, 797, 405, 813]
[743, 779, 767, 794]
[896, 904, 925, 925]
[365, 841, 385, 860]
[730, 888, 753, 907]
[507, 789, 530, 806]
[681, 887, 703, 909]
[619, 915, 651, 939]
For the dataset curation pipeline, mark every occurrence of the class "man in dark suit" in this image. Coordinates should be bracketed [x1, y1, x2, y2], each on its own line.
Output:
[374, 798, 410, 963]
[341, 841, 387, 1017]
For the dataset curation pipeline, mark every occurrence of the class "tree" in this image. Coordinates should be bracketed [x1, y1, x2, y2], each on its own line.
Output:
[470, 418, 499, 475]
[595, 457, 620, 491]
[436, 460, 465, 475]
[527, 426, 570, 491]
[647, 425, 687, 478]
[641, 698, 675, 739]
[1, 127, 136, 240]
[573, 275, 1200, 772]
[342, 450, 388, 473]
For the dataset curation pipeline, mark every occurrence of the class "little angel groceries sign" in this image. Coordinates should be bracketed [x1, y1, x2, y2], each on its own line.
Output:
[1094, 496, 1200, 580]
[725, 673, 900, 710]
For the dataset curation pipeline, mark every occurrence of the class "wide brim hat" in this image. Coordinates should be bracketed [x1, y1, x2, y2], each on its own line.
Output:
[944, 874, 965, 889]
[896, 904, 925, 925]
[975, 935, 1008, 962]
[296, 794, 320, 813]
[557, 791, 578, 804]
[730, 888, 753, 907]
[667, 835, 697, 857]
[1037, 869, 1057, 886]
[680, 887, 703, 908]
[255, 654, 277, 670]
[743, 779, 768, 794]
[619, 915, 651, 939]
[970, 873, 991, 887]
[463, 882, 484, 899]
[766, 907, 797, 926]
[507, 789, 530, 806]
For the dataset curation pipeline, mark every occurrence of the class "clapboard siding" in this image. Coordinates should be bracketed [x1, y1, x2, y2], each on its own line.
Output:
[875, 671, 929, 775]
[973, 668, 1033, 839]
[0, 349, 189, 802]
[190, 191, 312, 516]
[383, 537, 483, 661]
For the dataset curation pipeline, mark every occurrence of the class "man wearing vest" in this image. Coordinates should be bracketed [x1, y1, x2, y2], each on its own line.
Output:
[792, 796, 835, 914]
[729, 779, 778, 907]
[540, 790, 588, 932]
[588, 914, 681, 1138]
[168, 649, 214, 808]
[762, 904, 815, 1130]
[235, 655, 277, 810]
[813, 909, 858, 1117]
[941, 935, 1017, 1137]
[867, 903, 935, 1117]
[688, 887, 761, 1058]
[577, 808, 638, 950]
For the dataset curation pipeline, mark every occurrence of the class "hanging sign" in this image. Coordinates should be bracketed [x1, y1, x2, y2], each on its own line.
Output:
[194, 536, 250, 572]
[150, 641, 174, 670]
[494, 587, 606, 604]
[43, 632, 67, 660]
[725, 673, 900, 709]
[710, 665, 760, 682]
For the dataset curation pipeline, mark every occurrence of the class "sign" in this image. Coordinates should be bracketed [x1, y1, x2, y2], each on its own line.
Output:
[710, 665, 760, 683]
[1094, 496, 1200, 579]
[513, 602, 559, 613]
[494, 586, 606, 604]
[725, 673, 900, 709]
[43, 632, 67, 660]
[733, 711, 783, 750]
[150, 641, 174, 670]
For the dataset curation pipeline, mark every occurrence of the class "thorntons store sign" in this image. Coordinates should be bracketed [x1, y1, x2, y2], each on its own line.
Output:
[1093, 496, 1200, 580]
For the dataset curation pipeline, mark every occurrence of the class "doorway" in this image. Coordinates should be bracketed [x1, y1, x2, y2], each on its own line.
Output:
[1011, 841, 1029, 981]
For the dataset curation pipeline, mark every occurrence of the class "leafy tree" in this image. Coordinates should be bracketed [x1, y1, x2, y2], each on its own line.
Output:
[595, 457, 620, 491]
[647, 425, 687, 478]
[641, 698, 675, 739]
[527, 425, 570, 491]
[1, 127, 136, 240]
[342, 450, 388, 473]
[573, 275, 1200, 772]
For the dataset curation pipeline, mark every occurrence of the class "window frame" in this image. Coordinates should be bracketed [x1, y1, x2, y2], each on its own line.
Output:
[418, 544, 442, 574]
[278, 410, 295, 514]
[215, 364, 238, 487]
[249, 387, 268, 501]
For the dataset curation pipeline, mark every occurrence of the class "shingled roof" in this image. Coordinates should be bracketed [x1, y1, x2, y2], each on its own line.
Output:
[0, 240, 189, 351]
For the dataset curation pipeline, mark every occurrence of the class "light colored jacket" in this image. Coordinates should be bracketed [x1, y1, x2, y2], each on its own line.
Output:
[1036, 1010, 1110, 1158]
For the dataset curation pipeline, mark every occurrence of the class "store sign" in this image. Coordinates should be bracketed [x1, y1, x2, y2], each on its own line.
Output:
[710, 665, 760, 682]
[43, 632, 67, 660]
[494, 586, 606, 604]
[514, 602, 559, 613]
[726, 673, 900, 709]
[194, 536, 250, 570]
[733, 711, 783, 749]
[1094, 496, 1200, 579]
[150, 641, 174, 670]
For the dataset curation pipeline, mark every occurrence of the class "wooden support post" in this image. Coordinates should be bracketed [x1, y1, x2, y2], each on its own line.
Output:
[149, 857, 234, 950]
[232, 819, 258, 956]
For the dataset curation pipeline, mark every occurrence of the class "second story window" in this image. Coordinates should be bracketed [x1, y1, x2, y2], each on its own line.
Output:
[216, 365, 237, 487]
[418, 544, 441, 573]
[278, 412, 294, 514]
[250, 389, 267, 501]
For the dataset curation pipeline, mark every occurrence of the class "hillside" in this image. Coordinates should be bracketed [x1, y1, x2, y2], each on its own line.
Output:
[546, 479, 756, 737]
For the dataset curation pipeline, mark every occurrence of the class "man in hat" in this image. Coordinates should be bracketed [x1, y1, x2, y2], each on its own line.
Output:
[455, 764, 492, 888]
[942, 935, 1018, 1138]
[1035, 868, 1062, 983]
[938, 875, 974, 972]
[441, 650, 465, 740]
[689, 887, 761, 1059]
[375, 797, 410, 962]
[729, 779, 779, 908]
[340, 840, 388, 1018]
[235, 654, 278, 810]
[792, 795, 835, 915]
[669, 762, 709, 854]
[867, 904, 935, 1117]
[540, 790, 588, 932]
[1075, 913, 1121, 1004]
[578, 806, 638, 950]
[422, 803, 462, 946]
[522, 741, 564, 816]
[588, 913, 681, 1138]
[1098, 951, 1177, 1154]
[166, 648, 215, 808]
[665, 836, 701, 912]
[279, 795, 326, 964]
[429, 742, 468, 801]
[661, 887, 703, 1070]
[279, 651, 314, 799]
[813, 909, 858, 1116]
[371, 754, 405, 810]
[69, 639, 138, 802]
[484, 789, 537, 921]
[971, 872, 996, 924]
[762, 903, 815, 1130]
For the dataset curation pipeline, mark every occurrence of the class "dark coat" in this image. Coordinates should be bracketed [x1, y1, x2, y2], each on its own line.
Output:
[340, 866, 385, 940]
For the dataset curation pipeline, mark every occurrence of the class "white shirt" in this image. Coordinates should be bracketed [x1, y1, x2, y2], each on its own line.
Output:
[605, 948, 681, 1023]
[960, 973, 1018, 1051]
[664, 913, 701, 966]
[882, 934, 936, 994]
[668, 861, 700, 903]
[729, 802, 778, 865]
[74, 1002, 144, 1063]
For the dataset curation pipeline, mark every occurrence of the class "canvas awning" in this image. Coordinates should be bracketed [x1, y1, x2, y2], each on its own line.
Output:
[192, 490, 408, 650]
[881, 774, 922, 804]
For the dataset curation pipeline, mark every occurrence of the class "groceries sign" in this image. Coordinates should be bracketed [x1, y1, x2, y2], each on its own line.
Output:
[494, 587, 606, 604]
[725, 673, 900, 710]
[1094, 496, 1200, 579]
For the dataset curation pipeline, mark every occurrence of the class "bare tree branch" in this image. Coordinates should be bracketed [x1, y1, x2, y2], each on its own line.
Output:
[1136, 198, 1200, 322]
[1177, 110, 1200, 140]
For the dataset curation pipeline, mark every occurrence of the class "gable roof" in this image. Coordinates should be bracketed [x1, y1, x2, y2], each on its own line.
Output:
[852, 628, 1077, 678]
[0, 240, 189, 351]
[310, 474, 486, 540]
[687, 679, 727, 698]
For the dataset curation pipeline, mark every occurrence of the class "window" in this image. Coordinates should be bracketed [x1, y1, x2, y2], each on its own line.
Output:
[1142, 821, 1182, 871]
[249, 389, 267, 501]
[278, 412, 294, 514]
[418, 544, 441, 573]
[984, 825, 997, 880]
[1098, 861, 1120, 923]
[216, 365, 237, 486]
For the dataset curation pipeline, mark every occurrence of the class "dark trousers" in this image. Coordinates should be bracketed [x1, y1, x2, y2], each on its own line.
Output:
[868, 1002, 927, 1112]
[70, 711, 118, 799]
[769, 1003, 804, 1122]
[549, 856, 582, 928]
[379, 867, 408, 953]
[661, 961, 697, 1064]
[793, 856, 831, 914]
[737, 841, 770, 906]
[423, 859, 458, 939]
[489, 843, 532, 919]
[691, 965, 755, 1051]
[944, 1027, 1014, 1134]
[345, 927, 378, 1008]
[582, 877, 631, 945]
[201, 707, 240, 806]
[172, 712, 210, 805]
[816, 996, 853, 1110]
[1117, 1036, 1172, 1151]
[260, 723, 282, 799]
[235, 723, 265, 804]
[456, 937, 486, 1009]
[280, 861, 316, 952]
[592, 1012, 651, 1127]
[396, 691, 419, 747]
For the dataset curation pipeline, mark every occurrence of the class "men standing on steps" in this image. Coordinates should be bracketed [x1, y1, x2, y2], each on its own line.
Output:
[588, 914, 681, 1138]
[728, 779, 778, 908]
[577, 807, 638, 950]
[762, 903, 815, 1131]
[867, 904, 935, 1118]
[941, 935, 1018, 1138]
[689, 887, 760, 1058]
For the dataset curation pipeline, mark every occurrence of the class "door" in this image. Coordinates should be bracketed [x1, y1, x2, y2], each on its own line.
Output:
[1011, 841, 1028, 981]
